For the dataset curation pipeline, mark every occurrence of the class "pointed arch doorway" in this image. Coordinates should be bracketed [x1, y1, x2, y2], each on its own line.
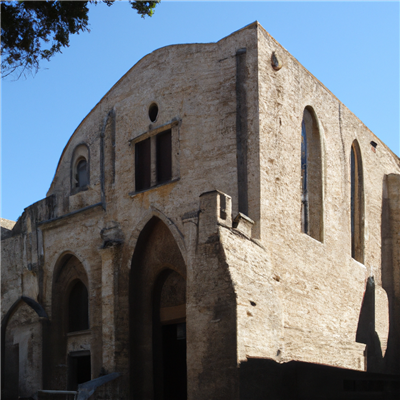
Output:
[130, 217, 187, 400]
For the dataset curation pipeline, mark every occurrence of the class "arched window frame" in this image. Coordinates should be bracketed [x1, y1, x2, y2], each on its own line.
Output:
[300, 106, 324, 242]
[350, 140, 365, 263]
[70, 143, 90, 194]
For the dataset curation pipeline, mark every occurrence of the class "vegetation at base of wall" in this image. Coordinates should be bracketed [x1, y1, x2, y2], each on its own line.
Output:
[1, 0, 160, 79]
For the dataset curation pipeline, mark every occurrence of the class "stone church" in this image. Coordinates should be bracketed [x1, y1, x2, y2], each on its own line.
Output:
[1, 22, 400, 399]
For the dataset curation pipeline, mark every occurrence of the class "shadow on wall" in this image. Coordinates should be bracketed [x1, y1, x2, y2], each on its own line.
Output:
[380, 175, 400, 374]
[355, 276, 384, 372]
[239, 358, 400, 400]
[355, 174, 400, 375]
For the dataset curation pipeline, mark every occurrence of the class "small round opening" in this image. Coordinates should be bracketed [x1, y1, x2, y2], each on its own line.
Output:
[148, 103, 158, 123]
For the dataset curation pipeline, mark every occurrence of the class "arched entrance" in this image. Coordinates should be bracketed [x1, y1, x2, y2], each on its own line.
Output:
[44, 253, 91, 390]
[153, 269, 187, 400]
[1, 296, 48, 399]
[130, 217, 187, 399]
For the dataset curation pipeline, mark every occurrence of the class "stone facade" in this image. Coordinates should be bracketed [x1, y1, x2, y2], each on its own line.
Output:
[2, 22, 400, 399]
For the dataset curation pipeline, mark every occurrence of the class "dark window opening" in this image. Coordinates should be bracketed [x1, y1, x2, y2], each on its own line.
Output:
[300, 107, 322, 241]
[68, 352, 91, 390]
[135, 138, 151, 191]
[149, 103, 159, 123]
[68, 281, 89, 332]
[76, 159, 88, 188]
[156, 129, 172, 184]
[351, 141, 364, 262]
[301, 119, 308, 234]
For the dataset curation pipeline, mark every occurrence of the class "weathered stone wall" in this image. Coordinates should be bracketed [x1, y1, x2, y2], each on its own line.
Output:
[2, 22, 399, 399]
[257, 23, 400, 371]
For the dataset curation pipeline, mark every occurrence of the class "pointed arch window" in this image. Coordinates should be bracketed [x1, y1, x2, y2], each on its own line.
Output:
[301, 107, 323, 241]
[350, 140, 364, 263]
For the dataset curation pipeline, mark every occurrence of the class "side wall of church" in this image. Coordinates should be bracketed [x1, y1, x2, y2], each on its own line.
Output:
[255, 24, 400, 371]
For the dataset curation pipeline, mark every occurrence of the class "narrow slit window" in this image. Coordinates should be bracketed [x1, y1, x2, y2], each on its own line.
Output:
[351, 141, 364, 263]
[76, 159, 88, 188]
[68, 280, 89, 332]
[300, 107, 323, 241]
[135, 138, 151, 191]
[301, 119, 308, 234]
[156, 129, 172, 184]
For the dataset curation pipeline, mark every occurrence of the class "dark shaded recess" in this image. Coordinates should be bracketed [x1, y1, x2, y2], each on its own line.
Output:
[381, 175, 400, 374]
[76, 159, 88, 188]
[161, 324, 187, 400]
[135, 138, 151, 191]
[350, 141, 364, 263]
[2, 344, 19, 399]
[43, 254, 89, 391]
[149, 103, 159, 122]
[130, 217, 187, 400]
[356, 276, 384, 372]
[301, 119, 308, 234]
[68, 353, 91, 390]
[1, 296, 48, 392]
[239, 358, 400, 400]
[129, 218, 158, 399]
[152, 269, 187, 400]
[236, 48, 248, 216]
[68, 281, 89, 332]
[156, 129, 172, 184]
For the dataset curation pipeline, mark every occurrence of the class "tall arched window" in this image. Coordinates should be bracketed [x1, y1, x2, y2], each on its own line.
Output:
[71, 143, 90, 194]
[301, 107, 323, 241]
[351, 140, 364, 263]
[76, 159, 88, 188]
[68, 280, 89, 332]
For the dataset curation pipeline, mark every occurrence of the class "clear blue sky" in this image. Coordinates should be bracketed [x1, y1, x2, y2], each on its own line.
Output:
[1, 1, 399, 222]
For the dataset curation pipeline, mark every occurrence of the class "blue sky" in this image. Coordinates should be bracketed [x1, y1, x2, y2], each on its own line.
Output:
[1, 1, 399, 222]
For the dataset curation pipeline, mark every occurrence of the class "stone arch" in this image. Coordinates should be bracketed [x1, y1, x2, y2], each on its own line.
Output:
[301, 105, 323, 241]
[129, 216, 187, 399]
[125, 207, 187, 269]
[70, 142, 90, 194]
[43, 252, 91, 390]
[1, 296, 48, 396]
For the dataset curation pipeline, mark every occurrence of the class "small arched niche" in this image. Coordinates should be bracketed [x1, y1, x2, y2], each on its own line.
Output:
[71, 143, 90, 193]
[301, 106, 323, 241]
[350, 140, 364, 263]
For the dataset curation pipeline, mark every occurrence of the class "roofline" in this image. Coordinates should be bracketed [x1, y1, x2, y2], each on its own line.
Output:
[47, 21, 259, 194]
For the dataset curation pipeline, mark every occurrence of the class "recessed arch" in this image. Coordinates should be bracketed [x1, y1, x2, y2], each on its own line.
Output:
[130, 216, 187, 399]
[43, 252, 91, 390]
[70, 142, 90, 194]
[301, 106, 323, 241]
[125, 207, 187, 269]
[1, 296, 48, 393]
[350, 139, 365, 263]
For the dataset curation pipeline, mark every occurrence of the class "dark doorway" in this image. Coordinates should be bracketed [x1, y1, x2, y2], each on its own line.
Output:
[130, 218, 187, 399]
[68, 352, 91, 390]
[153, 269, 187, 400]
[2, 343, 19, 399]
[162, 322, 187, 400]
